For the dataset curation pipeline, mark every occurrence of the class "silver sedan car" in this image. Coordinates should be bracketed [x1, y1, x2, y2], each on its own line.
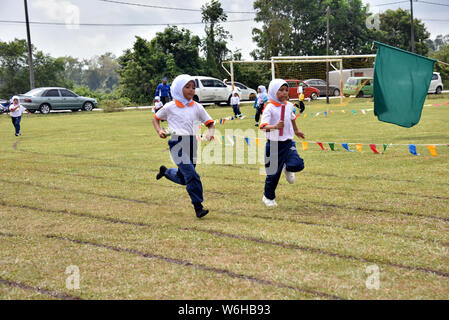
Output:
[19, 87, 98, 114]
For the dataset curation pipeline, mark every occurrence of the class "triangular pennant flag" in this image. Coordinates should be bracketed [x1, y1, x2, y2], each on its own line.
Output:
[408, 144, 420, 156]
[315, 112, 320, 117]
[220, 118, 222, 124]
[222, 136, 226, 145]
[222, 119, 226, 124]
[383, 144, 388, 152]
[342, 143, 353, 152]
[329, 143, 335, 151]
[231, 116, 234, 120]
[304, 113, 308, 118]
[361, 109, 366, 115]
[256, 138, 263, 147]
[356, 144, 363, 153]
[317, 142, 326, 150]
[341, 110, 346, 113]
[227, 136, 235, 146]
[244, 137, 250, 146]
[351, 110, 357, 115]
[427, 145, 437, 156]
[324, 111, 328, 116]
[369, 144, 381, 154]
[302, 141, 308, 151]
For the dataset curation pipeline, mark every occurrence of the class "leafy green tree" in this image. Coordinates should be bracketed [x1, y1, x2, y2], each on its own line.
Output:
[430, 45, 449, 88]
[252, 0, 373, 58]
[374, 8, 430, 56]
[0, 38, 69, 97]
[201, 0, 231, 77]
[118, 27, 204, 104]
[427, 34, 449, 52]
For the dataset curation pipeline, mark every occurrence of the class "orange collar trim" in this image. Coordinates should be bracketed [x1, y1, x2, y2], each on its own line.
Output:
[175, 100, 195, 108]
[269, 100, 286, 107]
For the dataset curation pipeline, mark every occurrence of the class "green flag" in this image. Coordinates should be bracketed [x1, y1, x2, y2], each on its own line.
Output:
[329, 143, 335, 151]
[373, 42, 436, 128]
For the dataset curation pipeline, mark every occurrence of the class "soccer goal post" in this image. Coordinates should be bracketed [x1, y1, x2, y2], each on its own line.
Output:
[222, 54, 376, 104]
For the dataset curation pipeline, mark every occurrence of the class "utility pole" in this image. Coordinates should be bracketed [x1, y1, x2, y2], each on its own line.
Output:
[410, 0, 415, 53]
[326, 6, 330, 104]
[24, 0, 35, 89]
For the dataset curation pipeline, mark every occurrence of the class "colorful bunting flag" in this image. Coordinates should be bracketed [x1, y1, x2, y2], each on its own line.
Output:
[317, 142, 326, 150]
[383, 144, 388, 152]
[427, 145, 437, 156]
[351, 110, 357, 115]
[342, 143, 353, 152]
[329, 143, 335, 151]
[302, 141, 308, 151]
[369, 144, 381, 154]
[408, 144, 420, 156]
[244, 137, 250, 146]
[256, 138, 263, 147]
[355, 144, 363, 153]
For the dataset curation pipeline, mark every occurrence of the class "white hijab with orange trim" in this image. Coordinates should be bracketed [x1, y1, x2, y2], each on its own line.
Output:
[267, 79, 288, 105]
[170, 74, 194, 107]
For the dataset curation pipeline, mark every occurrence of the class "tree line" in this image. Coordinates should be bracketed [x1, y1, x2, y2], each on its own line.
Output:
[0, 0, 448, 104]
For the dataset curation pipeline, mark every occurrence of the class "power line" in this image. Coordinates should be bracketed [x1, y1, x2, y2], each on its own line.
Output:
[0, 19, 254, 27]
[97, 0, 256, 14]
[418, 1, 449, 7]
[373, 1, 409, 7]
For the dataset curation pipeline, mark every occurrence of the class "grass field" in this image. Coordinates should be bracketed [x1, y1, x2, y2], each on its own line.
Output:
[0, 95, 448, 300]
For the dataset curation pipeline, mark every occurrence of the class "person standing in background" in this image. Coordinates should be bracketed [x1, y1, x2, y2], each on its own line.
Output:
[155, 77, 172, 105]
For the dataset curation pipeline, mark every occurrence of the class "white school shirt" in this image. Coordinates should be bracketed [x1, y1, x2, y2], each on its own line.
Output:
[230, 96, 240, 106]
[9, 104, 26, 117]
[152, 101, 163, 113]
[154, 100, 214, 135]
[259, 101, 297, 141]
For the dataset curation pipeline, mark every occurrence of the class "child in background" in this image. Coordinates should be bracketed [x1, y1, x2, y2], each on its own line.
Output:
[152, 74, 215, 219]
[259, 79, 306, 207]
[254, 85, 268, 127]
[230, 90, 242, 119]
[153, 96, 163, 113]
[9, 96, 30, 136]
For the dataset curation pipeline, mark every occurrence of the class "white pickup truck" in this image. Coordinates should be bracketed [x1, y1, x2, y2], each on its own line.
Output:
[192, 76, 233, 105]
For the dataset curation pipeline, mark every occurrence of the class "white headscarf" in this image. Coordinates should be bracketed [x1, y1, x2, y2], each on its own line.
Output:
[170, 74, 195, 106]
[11, 96, 20, 105]
[257, 85, 267, 101]
[267, 79, 288, 104]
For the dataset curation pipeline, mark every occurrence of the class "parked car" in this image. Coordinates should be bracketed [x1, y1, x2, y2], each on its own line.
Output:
[18, 87, 98, 114]
[429, 72, 443, 94]
[285, 79, 320, 100]
[192, 76, 233, 105]
[226, 81, 257, 101]
[304, 79, 340, 97]
[343, 77, 374, 97]
[0, 98, 9, 114]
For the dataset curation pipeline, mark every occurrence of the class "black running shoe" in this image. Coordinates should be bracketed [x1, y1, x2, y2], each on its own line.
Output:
[195, 208, 209, 219]
[156, 165, 167, 180]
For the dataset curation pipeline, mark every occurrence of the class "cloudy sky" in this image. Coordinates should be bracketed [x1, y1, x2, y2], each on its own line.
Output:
[0, 0, 448, 61]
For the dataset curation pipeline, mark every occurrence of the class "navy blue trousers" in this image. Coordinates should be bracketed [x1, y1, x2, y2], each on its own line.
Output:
[165, 135, 204, 210]
[264, 139, 305, 200]
[232, 105, 241, 117]
[11, 116, 21, 135]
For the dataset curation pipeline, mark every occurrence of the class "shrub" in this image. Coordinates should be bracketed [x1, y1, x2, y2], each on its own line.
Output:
[100, 99, 123, 113]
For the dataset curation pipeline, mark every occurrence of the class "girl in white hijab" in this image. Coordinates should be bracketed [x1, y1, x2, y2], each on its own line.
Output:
[254, 85, 268, 126]
[152, 74, 215, 219]
[259, 79, 306, 207]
